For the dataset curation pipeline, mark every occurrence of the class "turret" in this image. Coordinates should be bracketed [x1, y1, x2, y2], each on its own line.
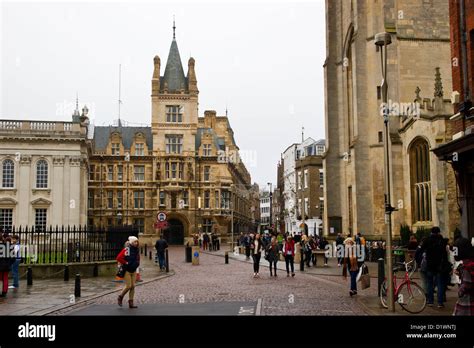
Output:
[152, 55, 161, 95]
[187, 57, 198, 95]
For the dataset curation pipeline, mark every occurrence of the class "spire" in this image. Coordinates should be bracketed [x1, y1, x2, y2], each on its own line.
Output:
[162, 23, 186, 93]
[72, 93, 81, 122]
[173, 16, 176, 40]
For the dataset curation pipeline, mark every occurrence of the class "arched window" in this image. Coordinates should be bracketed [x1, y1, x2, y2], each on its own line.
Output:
[2, 159, 14, 188]
[36, 160, 48, 188]
[409, 138, 432, 223]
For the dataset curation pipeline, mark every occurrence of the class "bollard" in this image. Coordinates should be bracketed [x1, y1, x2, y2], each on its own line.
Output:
[300, 253, 305, 272]
[378, 258, 385, 297]
[93, 263, 98, 277]
[64, 265, 70, 281]
[149, 251, 152, 260]
[144, 244, 148, 257]
[27, 267, 33, 286]
[225, 251, 229, 264]
[75, 274, 81, 298]
[165, 249, 169, 273]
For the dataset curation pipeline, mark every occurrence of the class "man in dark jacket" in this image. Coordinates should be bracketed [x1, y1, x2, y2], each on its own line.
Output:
[421, 226, 448, 308]
[155, 235, 168, 271]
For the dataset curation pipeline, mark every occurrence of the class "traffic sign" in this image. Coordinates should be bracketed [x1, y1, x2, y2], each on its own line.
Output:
[157, 212, 167, 222]
[154, 221, 169, 229]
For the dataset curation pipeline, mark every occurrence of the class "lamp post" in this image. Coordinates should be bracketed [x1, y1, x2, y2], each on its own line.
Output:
[230, 184, 234, 251]
[267, 182, 273, 233]
[375, 32, 395, 313]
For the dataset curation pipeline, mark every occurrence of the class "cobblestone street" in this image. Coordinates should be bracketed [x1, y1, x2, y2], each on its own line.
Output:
[69, 246, 368, 316]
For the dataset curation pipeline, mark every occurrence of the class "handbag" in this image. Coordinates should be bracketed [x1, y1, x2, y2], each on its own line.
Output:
[360, 274, 371, 289]
[116, 264, 126, 278]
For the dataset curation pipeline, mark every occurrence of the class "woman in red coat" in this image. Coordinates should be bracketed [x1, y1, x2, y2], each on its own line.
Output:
[116, 236, 140, 309]
[283, 236, 295, 277]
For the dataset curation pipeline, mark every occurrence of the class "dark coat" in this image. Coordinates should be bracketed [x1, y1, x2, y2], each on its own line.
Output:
[266, 242, 280, 262]
[0, 242, 15, 272]
[155, 239, 168, 254]
[421, 233, 447, 273]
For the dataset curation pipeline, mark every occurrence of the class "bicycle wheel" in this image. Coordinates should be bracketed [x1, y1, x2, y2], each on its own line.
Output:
[397, 281, 426, 314]
[380, 280, 388, 308]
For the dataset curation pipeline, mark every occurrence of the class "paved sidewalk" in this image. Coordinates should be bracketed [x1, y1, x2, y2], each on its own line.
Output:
[0, 255, 172, 316]
[202, 246, 458, 316]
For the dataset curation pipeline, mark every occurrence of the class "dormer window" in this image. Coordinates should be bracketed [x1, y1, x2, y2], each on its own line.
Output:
[135, 143, 145, 156]
[203, 144, 212, 157]
[111, 143, 120, 156]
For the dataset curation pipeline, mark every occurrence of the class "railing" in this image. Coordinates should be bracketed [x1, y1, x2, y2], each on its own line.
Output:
[0, 120, 78, 133]
[4, 225, 136, 264]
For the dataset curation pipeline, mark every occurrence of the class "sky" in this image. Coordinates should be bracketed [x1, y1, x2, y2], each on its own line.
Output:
[0, 0, 326, 189]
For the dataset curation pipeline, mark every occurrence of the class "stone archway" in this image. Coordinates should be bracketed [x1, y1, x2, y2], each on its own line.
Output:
[164, 219, 185, 245]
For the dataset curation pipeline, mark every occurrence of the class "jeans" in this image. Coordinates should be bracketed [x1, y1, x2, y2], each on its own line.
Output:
[12, 259, 20, 287]
[285, 255, 294, 274]
[305, 251, 312, 266]
[349, 270, 358, 292]
[252, 254, 261, 273]
[269, 260, 277, 275]
[426, 271, 445, 305]
[157, 252, 165, 269]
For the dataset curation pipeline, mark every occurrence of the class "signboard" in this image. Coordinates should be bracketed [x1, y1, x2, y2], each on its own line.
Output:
[154, 221, 169, 229]
[157, 212, 167, 222]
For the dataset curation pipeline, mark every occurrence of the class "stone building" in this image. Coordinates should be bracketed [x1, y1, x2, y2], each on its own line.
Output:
[435, 0, 474, 239]
[324, 0, 460, 239]
[0, 104, 90, 231]
[88, 28, 254, 244]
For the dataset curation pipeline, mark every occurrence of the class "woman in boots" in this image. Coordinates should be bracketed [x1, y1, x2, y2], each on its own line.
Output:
[117, 236, 141, 308]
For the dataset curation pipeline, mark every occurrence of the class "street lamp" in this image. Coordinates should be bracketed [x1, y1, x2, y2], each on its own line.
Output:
[267, 182, 273, 233]
[375, 32, 395, 313]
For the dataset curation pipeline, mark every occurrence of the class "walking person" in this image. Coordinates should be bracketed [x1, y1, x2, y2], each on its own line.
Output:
[266, 236, 280, 277]
[319, 236, 329, 267]
[202, 233, 209, 251]
[117, 236, 141, 309]
[252, 233, 264, 278]
[336, 233, 344, 267]
[9, 235, 21, 289]
[342, 237, 360, 297]
[244, 233, 252, 260]
[154, 235, 168, 271]
[421, 226, 448, 308]
[283, 235, 296, 277]
[0, 236, 14, 297]
[453, 236, 474, 316]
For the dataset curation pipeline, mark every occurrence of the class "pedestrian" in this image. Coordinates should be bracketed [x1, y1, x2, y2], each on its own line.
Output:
[0, 236, 15, 297]
[252, 233, 264, 278]
[420, 226, 448, 308]
[336, 233, 344, 267]
[342, 237, 360, 297]
[277, 232, 284, 252]
[453, 236, 474, 316]
[117, 236, 141, 309]
[303, 235, 313, 267]
[244, 233, 251, 260]
[283, 235, 296, 277]
[266, 236, 280, 277]
[319, 236, 329, 266]
[9, 235, 21, 289]
[155, 235, 168, 271]
[203, 233, 209, 251]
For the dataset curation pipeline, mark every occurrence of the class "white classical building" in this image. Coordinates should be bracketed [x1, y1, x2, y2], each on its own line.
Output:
[0, 106, 90, 231]
[260, 190, 271, 231]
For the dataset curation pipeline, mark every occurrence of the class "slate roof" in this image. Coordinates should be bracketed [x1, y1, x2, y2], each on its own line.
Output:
[196, 128, 226, 152]
[93, 126, 153, 152]
[161, 39, 187, 92]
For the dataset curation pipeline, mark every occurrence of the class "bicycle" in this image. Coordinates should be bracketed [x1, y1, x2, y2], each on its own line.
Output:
[380, 259, 426, 314]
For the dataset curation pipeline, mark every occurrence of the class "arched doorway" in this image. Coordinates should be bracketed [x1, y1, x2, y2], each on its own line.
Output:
[164, 219, 185, 245]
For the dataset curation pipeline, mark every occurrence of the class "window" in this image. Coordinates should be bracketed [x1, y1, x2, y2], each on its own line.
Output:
[203, 144, 212, 156]
[134, 191, 145, 209]
[317, 145, 325, 155]
[36, 160, 48, 188]
[410, 138, 432, 223]
[107, 191, 113, 209]
[182, 191, 189, 206]
[297, 171, 302, 190]
[35, 208, 47, 232]
[159, 191, 166, 206]
[88, 190, 94, 209]
[107, 218, 113, 227]
[204, 166, 210, 181]
[319, 171, 324, 187]
[171, 163, 177, 179]
[378, 131, 383, 143]
[166, 105, 183, 123]
[204, 190, 210, 209]
[107, 165, 114, 181]
[0, 209, 13, 233]
[165, 135, 183, 154]
[111, 143, 120, 156]
[2, 159, 14, 188]
[304, 198, 309, 215]
[215, 190, 219, 208]
[203, 218, 212, 233]
[117, 190, 123, 208]
[166, 162, 183, 179]
[221, 190, 230, 209]
[179, 163, 183, 180]
[304, 170, 308, 189]
[134, 218, 145, 233]
[298, 199, 302, 216]
[319, 198, 324, 217]
[135, 143, 144, 156]
[117, 165, 123, 181]
[89, 165, 95, 181]
[134, 166, 145, 181]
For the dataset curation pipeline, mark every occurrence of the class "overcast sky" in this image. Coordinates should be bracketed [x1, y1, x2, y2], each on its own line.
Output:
[1, 0, 326, 189]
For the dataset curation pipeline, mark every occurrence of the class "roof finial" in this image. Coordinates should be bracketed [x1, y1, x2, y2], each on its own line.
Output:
[302, 126, 305, 142]
[75, 92, 79, 111]
[434, 67, 443, 98]
[173, 16, 176, 40]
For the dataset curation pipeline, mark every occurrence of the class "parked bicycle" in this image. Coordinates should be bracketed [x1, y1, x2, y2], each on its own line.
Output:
[380, 259, 426, 314]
